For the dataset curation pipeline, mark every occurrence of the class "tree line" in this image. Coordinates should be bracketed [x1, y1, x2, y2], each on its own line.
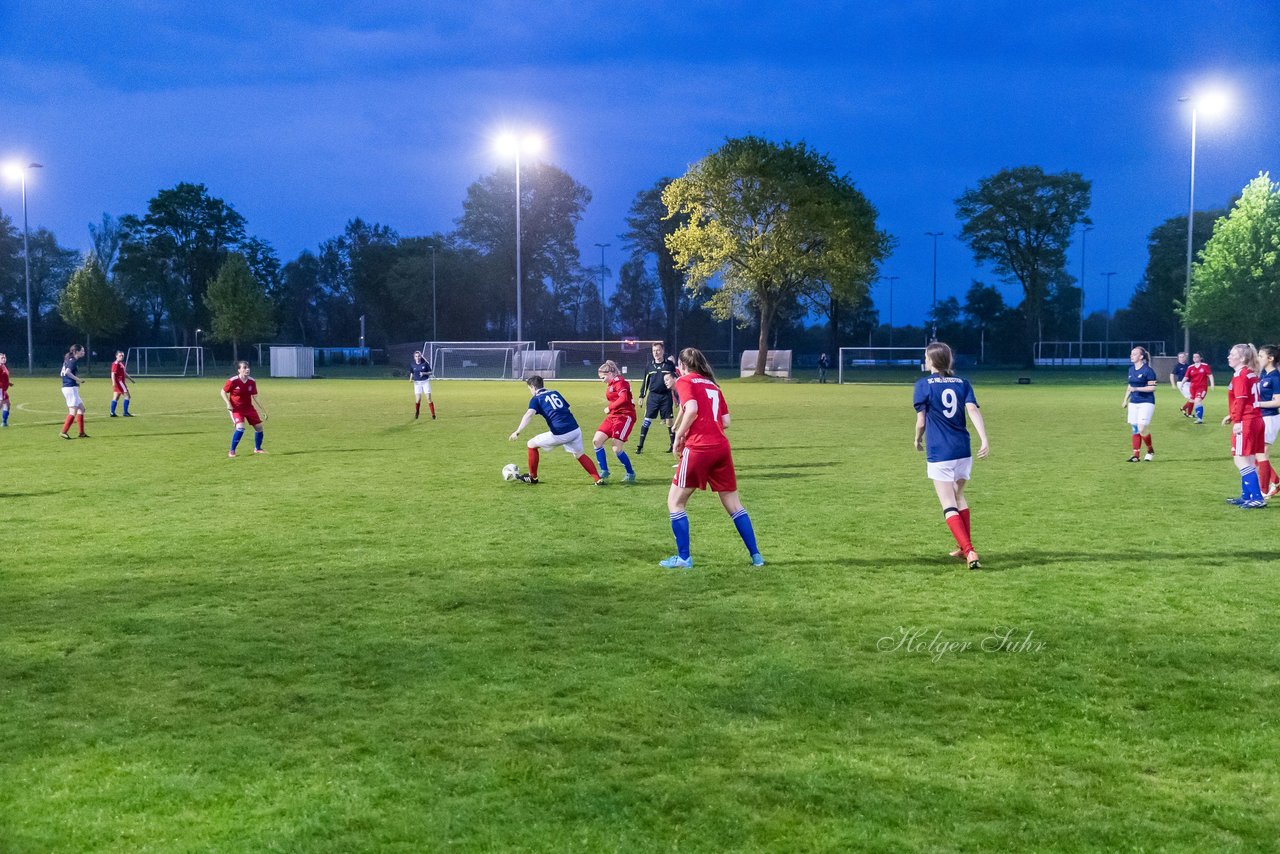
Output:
[2, 138, 1275, 371]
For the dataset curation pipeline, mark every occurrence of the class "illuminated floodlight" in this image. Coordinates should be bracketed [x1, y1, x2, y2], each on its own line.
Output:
[494, 132, 542, 157]
[4, 162, 24, 182]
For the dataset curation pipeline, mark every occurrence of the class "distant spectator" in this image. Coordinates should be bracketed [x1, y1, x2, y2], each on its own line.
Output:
[818, 352, 832, 384]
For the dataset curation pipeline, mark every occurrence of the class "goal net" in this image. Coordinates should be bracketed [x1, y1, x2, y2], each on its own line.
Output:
[422, 341, 535, 380]
[837, 347, 926, 383]
[126, 346, 204, 377]
[547, 339, 663, 380]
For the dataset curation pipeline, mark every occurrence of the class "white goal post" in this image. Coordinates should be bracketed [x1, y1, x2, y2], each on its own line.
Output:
[837, 347, 926, 383]
[126, 346, 205, 377]
[422, 340, 535, 380]
[547, 339, 664, 380]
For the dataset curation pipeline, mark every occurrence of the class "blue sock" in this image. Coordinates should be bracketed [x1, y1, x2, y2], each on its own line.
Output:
[123, 399, 130, 415]
[670, 511, 690, 560]
[595, 447, 609, 474]
[2, 408, 7, 425]
[1241, 466, 1262, 501]
[110, 399, 117, 415]
[1195, 405, 1203, 420]
[616, 451, 633, 475]
[231, 428, 244, 451]
[254, 430, 264, 451]
[731, 509, 759, 555]
[1131, 424, 1139, 435]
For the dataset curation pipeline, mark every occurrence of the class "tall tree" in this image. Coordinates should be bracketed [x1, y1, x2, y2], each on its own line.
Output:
[58, 255, 127, 363]
[317, 218, 398, 344]
[622, 178, 688, 346]
[609, 258, 663, 336]
[955, 166, 1091, 363]
[204, 253, 275, 362]
[663, 136, 891, 375]
[1125, 207, 1228, 346]
[274, 250, 322, 343]
[1184, 173, 1280, 342]
[88, 213, 124, 276]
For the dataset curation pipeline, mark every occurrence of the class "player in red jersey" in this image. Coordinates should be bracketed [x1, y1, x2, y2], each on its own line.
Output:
[220, 360, 269, 457]
[591, 360, 637, 483]
[660, 347, 763, 569]
[1184, 352, 1214, 424]
[1221, 344, 1266, 508]
[109, 351, 134, 417]
[0, 352, 11, 427]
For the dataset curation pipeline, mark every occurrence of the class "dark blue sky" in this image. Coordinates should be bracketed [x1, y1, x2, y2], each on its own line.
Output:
[3, 1, 1277, 333]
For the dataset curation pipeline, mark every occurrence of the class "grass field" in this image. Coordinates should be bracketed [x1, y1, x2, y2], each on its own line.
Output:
[2, 372, 1277, 851]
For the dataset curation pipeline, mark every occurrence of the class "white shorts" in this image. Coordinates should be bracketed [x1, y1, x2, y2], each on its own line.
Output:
[927, 457, 973, 483]
[1178, 380, 1191, 400]
[529, 427, 584, 457]
[61, 386, 83, 409]
[413, 380, 432, 396]
[1127, 402, 1154, 427]
[1265, 416, 1279, 446]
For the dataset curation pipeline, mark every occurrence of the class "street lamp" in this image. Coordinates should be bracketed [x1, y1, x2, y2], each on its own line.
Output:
[594, 242, 610, 361]
[1103, 271, 1117, 354]
[883, 275, 899, 347]
[1178, 90, 1230, 354]
[1079, 225, 1093, 365]
[496, 132, 543, 344]
[924, 232, 942, 342]
[5, 161, 44, 374]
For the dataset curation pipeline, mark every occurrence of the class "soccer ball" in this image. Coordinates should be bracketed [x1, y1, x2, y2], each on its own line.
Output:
[502, 463, 520, 481]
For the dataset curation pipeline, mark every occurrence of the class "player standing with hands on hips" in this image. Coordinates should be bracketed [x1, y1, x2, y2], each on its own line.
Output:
[221, 361, 268, 457]
[59, 344, 89, 439]
[661, 347, 763, 570]
[914, 342, 990, 570]
[110, 350, 134, 417]
[410, 350, 434, 420]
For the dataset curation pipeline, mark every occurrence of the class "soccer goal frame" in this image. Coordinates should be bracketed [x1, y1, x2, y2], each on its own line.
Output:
[422, 341, 535, 380]
[837, 347, 926, 383]
[125, 346, 205, 377]
[547, 339, 664, 380]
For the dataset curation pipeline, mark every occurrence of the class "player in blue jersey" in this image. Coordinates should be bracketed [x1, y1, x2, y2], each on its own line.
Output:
[1122, 346, 1158, 462]
[1170, 351, 1193, 418]
[1255, 345, 1280, 498]
[508, 375, 602, 485]
[409, 351, 435, 420]
[59, 344, 89, 439]
[913, 342, 990, 570]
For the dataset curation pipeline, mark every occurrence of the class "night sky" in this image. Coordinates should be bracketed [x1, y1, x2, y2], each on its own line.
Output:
[3, 1, 1277, 330]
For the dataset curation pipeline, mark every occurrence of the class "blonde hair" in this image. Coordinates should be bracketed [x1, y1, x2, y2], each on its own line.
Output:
[1231, 343, 1257, 367]
[598, 360, 620, 375]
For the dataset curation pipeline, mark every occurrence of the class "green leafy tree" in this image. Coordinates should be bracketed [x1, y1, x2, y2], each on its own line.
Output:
[58, 255, 127, 363]
[204, 253, 275, 362]
[317, 218, 398, 344]
[622, 178, 688, 345]
[88, 213, 124, 276]
[955, 166, 1091, 363]
[1126, 208, 1227, 345]
[1184, 173, 1280, 342]
[663, 136, 891, 375]
[609, 258, 663, 335]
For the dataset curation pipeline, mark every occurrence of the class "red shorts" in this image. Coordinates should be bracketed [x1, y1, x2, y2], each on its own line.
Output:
[113, 382, 128, 395]
[1232, 418, 1264, 457]
[230, 408, 262, 428]
[673, 443, 737, 492]
[1190, 387, 1208, 402]
[0, 388, 8, 403]
[597, 413, 635, 442]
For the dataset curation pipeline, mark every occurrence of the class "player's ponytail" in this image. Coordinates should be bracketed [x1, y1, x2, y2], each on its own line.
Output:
[924, 342, 955, 377]
[679, 347, 716, 383]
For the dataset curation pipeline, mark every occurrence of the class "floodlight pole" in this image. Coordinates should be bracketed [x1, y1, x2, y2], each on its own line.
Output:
[430, 243, 438, 343]
[1079, 225, 1093, 366]
[595, 242, 610, 361]
[514, 149, 524, 345]
[1181, 99, 1198, 356]
[17, 163, 43, 374]
[1103, 271, 1116, 353]
[925, 232, 942, 342]
[884, 275, 899, 347]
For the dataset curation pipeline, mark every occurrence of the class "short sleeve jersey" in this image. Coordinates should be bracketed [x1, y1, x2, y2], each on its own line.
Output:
[0, 365, 9, 392]
[409, 360, 432, 381]
[913, 374, 978, 463]
[529, 388, 579, 435]
[606, 377, 636, 418]
[642, 357, 677, 397]
[674, 373, 730, 450]
[1127, 363, 1157, 404]
[61, 356, 79, 388]
[1258, 369, 1280, 418]
[1228, 368, 1261, 423]
[223, 376, 259, 411]
[112, 362, 126, 383]
[1185, 363, 1213, 393]
[1172, 362, 1188, 382]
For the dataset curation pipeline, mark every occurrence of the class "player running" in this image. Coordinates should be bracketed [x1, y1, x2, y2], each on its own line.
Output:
[1184, 352, 1214, 424]
[1170, 352, 1192, 418]
[109, 351, 134, 417]
[1221, 344, 1266, 508]
[59, 344, 89, 439]
[508, 375, 602, 485]
[635, 341, 677, 454]
[0, 352, 11, 427]
[409, 350, 435, 420]
[913, 341, 990, 570]
[221, 360, 269, 457]
[592, 360, 637, 482]
[660, 347, 763, 569]
[1253, 345, 1280, 498]
[1122, 346, 1157, 461]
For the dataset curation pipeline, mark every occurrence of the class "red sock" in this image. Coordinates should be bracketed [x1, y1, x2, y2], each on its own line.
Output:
[577, 454, 600, 481]
[1144, 434, 1153, 451]
[62, 415, 75, 433]
[1258, 459, 1276, 490]
[76, 414, 85, 433]
[960, 507, 971, 538]
[527, 448, 540, 479]
[945, 513, 973, 554]
[415, 401, 420, 416]
[429, 401, 435, 418]
[1131, 434, 1142, 452]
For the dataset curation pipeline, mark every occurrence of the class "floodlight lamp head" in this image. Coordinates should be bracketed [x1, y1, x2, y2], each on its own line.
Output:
[1196, 89, 1231, 118]
[3, 162, 23, 182]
